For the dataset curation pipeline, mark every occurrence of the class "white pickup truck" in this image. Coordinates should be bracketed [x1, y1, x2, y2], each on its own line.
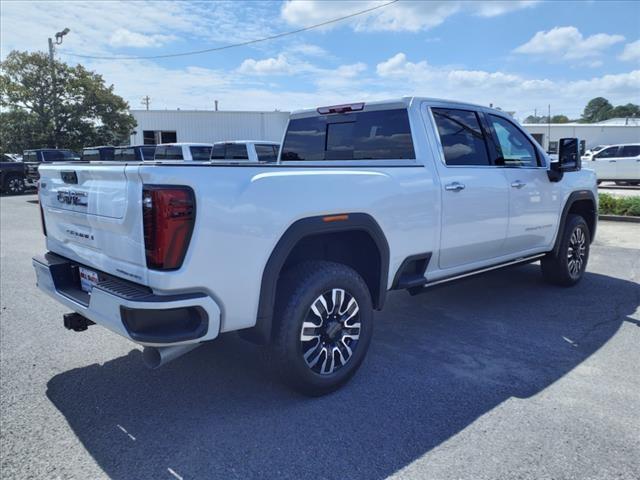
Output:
[33, 97, 597, 395]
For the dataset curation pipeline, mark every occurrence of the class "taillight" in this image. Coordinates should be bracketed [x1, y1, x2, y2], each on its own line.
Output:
[38, 182, 46, 236]
[142, 186, 195, 270]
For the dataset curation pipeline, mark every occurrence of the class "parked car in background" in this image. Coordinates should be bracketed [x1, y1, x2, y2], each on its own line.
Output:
[113, 145, 156, 161]
[153, 143, 213, 161]
[82, 146, 115, 162]
[33, 97, 597, 395]
[586, 143, 640, 185]
[581, 144, 608, 161]
[22, 149, 81, 185]
[0, 154, 27, 195]
[211, 141, 280, 162]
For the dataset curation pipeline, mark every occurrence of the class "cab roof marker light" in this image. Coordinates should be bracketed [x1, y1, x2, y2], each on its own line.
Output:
[317, 103, 365, 115]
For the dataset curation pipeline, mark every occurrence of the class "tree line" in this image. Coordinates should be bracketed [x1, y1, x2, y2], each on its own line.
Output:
[524, 97, 640, 124]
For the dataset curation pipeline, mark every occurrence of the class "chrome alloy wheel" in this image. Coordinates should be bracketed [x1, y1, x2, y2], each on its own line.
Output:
[7, 177, 24, 194]
[300, 288, 361, 375]
[567, 226, 587, 278]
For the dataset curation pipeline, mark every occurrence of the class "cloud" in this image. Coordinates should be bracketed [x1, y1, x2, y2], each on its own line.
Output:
[373, 53, 639, 118]
[109, 29, 176, 48]
[238, 54, 293, 75]
[514, 26, 625, 62]
[281, 0, 539, 32]
[289, 43, 329, 58]
[619, 39, 640, 62]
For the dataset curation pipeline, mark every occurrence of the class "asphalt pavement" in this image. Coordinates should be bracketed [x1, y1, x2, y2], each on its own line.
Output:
[1, 194, 639, 480]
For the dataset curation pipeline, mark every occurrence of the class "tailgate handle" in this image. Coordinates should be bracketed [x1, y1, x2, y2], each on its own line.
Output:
[61, 171, 78, 184]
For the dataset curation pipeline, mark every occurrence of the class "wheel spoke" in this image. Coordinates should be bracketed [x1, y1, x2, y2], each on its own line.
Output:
[332, 288, 345, 315]
[311, 295, 329, 320]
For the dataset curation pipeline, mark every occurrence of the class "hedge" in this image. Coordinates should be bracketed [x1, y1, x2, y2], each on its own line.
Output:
[599, 193, 640, 217]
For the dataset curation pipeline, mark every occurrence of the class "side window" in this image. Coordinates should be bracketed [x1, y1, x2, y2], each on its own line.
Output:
[596, 147, 619, 159]
[255, 144, 278, 162]
[189, 146, 212, 160]
[432, 108, 490, 166]
[226, 144, 249, 160]
[141, 147, 156, 160]
[82, 149, 100, 161]
[621, 145, 640, 157]
[155, 146, 183, 160]
[211, 144, 225, 159]
[488, 114, 539, 167]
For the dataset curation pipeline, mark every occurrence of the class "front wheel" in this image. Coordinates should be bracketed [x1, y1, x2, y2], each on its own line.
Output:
[272, 261, 373, 396]
[541, 214, 590, 286]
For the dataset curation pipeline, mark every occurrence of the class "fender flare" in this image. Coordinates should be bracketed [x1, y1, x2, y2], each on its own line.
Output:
[552, 189, 597, 257]
[242, 213, 390, 344]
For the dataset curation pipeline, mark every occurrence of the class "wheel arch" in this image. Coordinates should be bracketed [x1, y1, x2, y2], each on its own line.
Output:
[552, 190, 597, 257]
[241, 213, 390, 344]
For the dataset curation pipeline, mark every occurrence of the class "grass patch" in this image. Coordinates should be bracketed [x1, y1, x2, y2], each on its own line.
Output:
[599, 193, 640, 217]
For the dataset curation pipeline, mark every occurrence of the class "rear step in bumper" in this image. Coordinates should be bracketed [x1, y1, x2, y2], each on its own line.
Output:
[33, 252, 221, 346]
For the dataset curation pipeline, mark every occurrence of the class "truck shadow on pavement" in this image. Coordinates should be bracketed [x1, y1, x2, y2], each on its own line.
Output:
[46, 265, 639, 480]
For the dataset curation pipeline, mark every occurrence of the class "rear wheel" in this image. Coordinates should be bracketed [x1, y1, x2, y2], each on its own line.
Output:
[2, 174, 25, 195]
[272, 261, 373, 396]
[541, 214, 590, 286]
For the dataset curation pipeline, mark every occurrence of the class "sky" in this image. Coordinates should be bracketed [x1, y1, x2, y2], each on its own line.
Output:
[1, 0, 639, 120]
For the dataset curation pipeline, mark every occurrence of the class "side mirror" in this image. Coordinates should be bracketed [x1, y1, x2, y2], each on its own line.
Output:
[557, 137, 581, 172]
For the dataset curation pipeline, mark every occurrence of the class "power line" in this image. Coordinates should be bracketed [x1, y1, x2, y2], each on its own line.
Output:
[62, 0, 400, 61]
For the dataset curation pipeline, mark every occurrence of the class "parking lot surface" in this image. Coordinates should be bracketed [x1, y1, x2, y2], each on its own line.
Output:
[1, 194, 639, 480]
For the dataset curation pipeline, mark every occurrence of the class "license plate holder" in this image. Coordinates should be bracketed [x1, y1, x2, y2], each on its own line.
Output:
[79, 266, 100, 293]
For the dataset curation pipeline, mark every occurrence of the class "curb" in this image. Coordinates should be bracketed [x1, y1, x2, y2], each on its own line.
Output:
[599, 214, 640, 223]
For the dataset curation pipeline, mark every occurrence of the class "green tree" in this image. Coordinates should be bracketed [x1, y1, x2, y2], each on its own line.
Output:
[580, 97, 613, 123]
[609, 103, 640, 119]
[0, 50, 136, 154]
[550, 115, 570, 123]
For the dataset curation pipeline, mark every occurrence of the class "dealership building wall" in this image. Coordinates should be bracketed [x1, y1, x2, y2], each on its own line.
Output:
[522, 123, 639, 153]
[129, 110, 291, 145]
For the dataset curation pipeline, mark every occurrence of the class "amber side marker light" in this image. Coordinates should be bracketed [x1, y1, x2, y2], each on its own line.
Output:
[322, 214, 349, 223]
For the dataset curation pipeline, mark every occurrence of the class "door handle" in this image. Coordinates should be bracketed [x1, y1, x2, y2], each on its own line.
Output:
[609, 160, 616, 163]
[511, 180, 526, 189]
[445, 182, 465, 192]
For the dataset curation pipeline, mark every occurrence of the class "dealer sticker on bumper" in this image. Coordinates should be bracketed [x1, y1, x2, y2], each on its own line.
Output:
[79, 267, 99, 293]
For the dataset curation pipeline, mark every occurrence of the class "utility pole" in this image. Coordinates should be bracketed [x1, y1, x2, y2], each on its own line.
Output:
[141, 96, 151, 110]
[548, 104, 552, 152]
[47, 28, 70, 148]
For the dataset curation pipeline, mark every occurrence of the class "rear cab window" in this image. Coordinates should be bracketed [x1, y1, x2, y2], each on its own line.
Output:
[189, 146, 212, 160]
[281, 108, 415, 161]
[255, 144, 278, 162]
[43, 150, 81, 162]
[155, 146, 184, 160]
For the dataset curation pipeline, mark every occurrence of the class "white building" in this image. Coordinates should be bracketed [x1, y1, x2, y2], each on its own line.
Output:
[522, 123, 639, 154]
[129, 109, 290, 145]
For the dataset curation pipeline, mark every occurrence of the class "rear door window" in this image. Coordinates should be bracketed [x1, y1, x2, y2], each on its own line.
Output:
[114, 148, 136, 161]
[141, 147, 156, 160]
[281, 108, 415, 161]
[255, 144, 278, 162]
[211, 144, 225, 159]
[190, 146, 212, 160]
[432, 108, 491, 166]
[155, 146, 184, 160]
[621, 145, 640, 157]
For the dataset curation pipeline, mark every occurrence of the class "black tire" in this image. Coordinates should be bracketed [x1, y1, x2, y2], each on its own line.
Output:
[541, 214, 590, 286]
[2, 174, 26, 195]
[272, 261, 373, 396]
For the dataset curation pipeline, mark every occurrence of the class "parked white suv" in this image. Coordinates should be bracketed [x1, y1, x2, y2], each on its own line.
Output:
[211, 141, 280, 162]
[153, 143, 213, 161]
[586, 143, 640, 185]
[33, 97, 597, 395]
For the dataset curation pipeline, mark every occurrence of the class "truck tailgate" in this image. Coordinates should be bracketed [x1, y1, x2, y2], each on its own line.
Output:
[38, 164, 148, 284]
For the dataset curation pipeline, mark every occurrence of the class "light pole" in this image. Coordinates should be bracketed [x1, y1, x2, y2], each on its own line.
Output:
[47, 28, 69, 148]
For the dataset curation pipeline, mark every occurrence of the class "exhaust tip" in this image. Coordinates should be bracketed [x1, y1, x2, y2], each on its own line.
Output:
[142, 347, 162, 369]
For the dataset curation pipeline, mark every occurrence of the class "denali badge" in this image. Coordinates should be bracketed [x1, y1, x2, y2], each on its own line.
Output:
[57, 190, 88, 206]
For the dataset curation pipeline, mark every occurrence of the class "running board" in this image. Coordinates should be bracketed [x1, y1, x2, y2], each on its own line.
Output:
[408, 254, 546, 295]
